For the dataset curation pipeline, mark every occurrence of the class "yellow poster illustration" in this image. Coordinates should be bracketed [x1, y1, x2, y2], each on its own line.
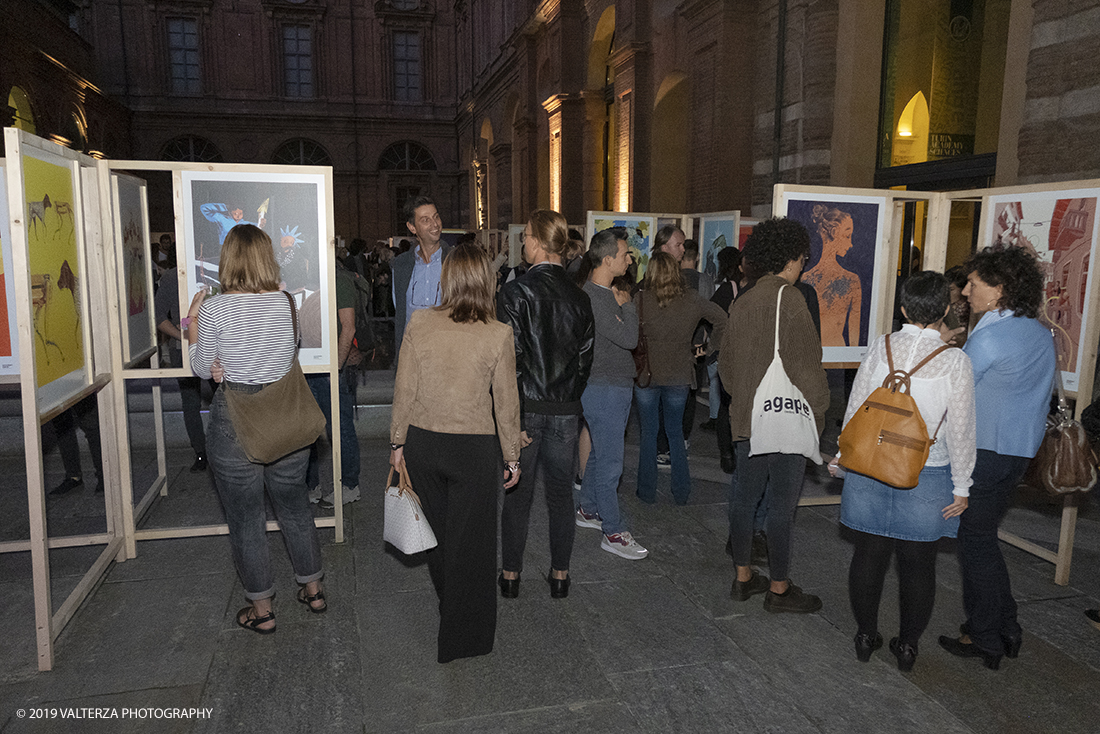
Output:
[22, 154, 84, 388]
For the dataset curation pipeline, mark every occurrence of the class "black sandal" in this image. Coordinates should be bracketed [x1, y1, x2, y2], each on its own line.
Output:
[236, 606, 276, 635]
[297, 586, 328, 614]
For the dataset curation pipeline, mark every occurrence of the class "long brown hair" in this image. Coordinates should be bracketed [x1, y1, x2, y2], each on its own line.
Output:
[219, 224, 281, 293]
[644, 251, 685, 307]
[437, 244, 496, 323]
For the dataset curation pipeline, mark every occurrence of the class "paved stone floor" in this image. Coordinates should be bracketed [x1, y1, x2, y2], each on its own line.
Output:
[1, 376, 1099, 733]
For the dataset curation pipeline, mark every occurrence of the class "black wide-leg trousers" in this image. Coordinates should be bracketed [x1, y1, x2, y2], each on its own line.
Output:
[405, 426, 502, 664]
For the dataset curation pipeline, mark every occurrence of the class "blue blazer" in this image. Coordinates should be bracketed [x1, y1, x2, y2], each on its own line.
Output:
[963, 313, 1055, 458]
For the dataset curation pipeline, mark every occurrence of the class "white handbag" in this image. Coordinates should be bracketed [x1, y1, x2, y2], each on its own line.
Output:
[383, 466, 438, 554]
[748, 285, 822, 464]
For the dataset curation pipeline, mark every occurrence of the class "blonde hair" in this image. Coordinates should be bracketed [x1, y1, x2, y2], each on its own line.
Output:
[644, 251, 685, 307]
[219, 224, 281, 293]
[438, 244, 496, 323]
[527, 209, 569, 256]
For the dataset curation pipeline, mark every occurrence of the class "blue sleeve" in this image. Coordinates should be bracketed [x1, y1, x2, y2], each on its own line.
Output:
[963, 330, 998, 384]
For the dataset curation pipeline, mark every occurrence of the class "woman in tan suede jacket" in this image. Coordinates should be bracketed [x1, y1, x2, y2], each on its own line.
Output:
[389, 244, 521, 663]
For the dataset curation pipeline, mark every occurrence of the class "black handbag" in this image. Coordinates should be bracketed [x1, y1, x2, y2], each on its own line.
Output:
[223, 291, 327, 464]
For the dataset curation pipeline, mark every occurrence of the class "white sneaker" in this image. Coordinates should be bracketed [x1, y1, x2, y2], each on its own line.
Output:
[601, 531, 648, 560]
[572, 475, 583, 492]
[575, 507, 602, 530]
[656, 453, 671, 467]
[320, 485, 361, 508]
[307, 485, 323, 504]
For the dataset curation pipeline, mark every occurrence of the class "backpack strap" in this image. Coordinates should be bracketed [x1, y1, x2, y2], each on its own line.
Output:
[883, 333, 951, 393]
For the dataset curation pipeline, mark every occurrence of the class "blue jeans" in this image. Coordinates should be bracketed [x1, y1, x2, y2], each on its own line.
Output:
[501, 412, 580, 573]
[207, 388, 323, 600]
[634, 384, 691, 504]
[728, 440, 806, 582]
[579, 384, 633, 536]
[306, 371, 361, 489]
[707, 361, 721, 420]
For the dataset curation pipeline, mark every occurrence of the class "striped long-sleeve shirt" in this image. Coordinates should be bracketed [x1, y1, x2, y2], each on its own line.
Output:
[188, 292, 297, 385]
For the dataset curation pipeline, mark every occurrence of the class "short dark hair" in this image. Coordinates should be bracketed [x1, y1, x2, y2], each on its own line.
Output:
[404, 195, 436, 225]
[944, 265, 967, 289]
[682, 238, 699, 260]
[716, 247, 742, 282]
[964, 246, 1045, 319]
[741, 218, 810, 276]
[589, 227, 625, 265]
[899, 271, 950, 325]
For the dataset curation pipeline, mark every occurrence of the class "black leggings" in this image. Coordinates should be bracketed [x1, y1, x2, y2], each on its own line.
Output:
[848, 529, 939, 648]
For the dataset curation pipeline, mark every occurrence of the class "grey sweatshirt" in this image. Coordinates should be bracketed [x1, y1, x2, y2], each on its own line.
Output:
[583, 281, 639, 387]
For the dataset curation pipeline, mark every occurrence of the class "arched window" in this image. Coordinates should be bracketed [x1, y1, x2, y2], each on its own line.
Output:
[160, 136, 223, 162]
[7, 86, 36, 134]
[378, 141, 436, 171]
[271, 138, 332, 166]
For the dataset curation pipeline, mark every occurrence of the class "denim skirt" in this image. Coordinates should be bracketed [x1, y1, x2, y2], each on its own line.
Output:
[840, 464, 959, 542]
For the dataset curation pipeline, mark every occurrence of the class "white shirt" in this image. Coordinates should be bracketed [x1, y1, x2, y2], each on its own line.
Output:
[842, 324, 977, 496]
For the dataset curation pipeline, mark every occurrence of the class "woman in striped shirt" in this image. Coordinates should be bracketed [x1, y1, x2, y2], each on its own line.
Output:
[188, 224, 327, 634]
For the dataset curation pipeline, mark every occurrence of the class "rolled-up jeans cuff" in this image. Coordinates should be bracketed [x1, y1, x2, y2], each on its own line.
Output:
[295, 570, 325, 585]
[243, 584, 276, 602]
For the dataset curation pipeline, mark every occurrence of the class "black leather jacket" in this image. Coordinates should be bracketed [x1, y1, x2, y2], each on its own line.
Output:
[497, 263, 594, 419]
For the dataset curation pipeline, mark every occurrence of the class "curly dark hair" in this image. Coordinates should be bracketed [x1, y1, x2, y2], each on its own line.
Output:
[741, 217, 810, 276]
[964, 246, 1044, 319]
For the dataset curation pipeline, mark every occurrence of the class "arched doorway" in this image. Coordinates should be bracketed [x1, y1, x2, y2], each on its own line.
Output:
[650, 73, 689, 212]
[586, 7, 616, 210]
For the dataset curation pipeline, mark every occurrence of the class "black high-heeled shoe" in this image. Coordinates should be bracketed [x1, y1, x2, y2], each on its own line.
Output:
[938, 635, 1001, 670]
[548, 573, 570, 599]
[960, 623, 1021, 659]
[889, 637, 917, 672]
[854, 632, 883, 662]
[499, 572, 520, 599]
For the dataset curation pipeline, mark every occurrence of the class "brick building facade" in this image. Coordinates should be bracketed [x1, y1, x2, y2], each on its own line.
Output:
[5, 0, 1100, 236]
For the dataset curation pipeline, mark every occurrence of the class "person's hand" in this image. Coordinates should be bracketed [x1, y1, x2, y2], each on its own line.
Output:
[613, 286, 630, 306]
[210, 359, 224, 383]
[942, 495, 968, 519]
[503, 464, 521, 490]
[827, 454, 844, 478]
[390, 446, 406, 473]
[520, 430, 533, 448]
[187, 288, 207, 320]
[939, 323, 965, 346]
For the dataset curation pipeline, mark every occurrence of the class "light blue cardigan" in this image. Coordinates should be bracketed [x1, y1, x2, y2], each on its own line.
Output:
[963, 310, 1056, 458]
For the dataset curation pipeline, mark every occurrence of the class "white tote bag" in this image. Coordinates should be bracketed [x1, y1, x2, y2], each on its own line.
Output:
[748, 285, 822, 464]
[383, 467, 438, 554]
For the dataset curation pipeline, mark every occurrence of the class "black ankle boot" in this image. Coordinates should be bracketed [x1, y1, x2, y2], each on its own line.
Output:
[854, 632, 882, 662]
[890, 637, 917, 672]
[498, 573, 519, 599]
[548, 573, 570, 599]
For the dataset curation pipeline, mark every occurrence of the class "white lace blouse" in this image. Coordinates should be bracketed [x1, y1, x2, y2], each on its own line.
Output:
[841, 324, 977, 496]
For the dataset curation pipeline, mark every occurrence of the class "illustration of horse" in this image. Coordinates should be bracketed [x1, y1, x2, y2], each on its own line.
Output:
[28, 194, 51, 237]
[31, 274, 63, 364]
[58, 259, 80, 342]
[53, 200, 75, 236]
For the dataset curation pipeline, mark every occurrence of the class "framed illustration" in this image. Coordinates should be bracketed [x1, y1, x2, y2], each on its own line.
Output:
[180, 169, 332, 367]
[587, 211, 658, 281]
[777, 190, 892, 364]
[3, 135, 93, 413]
[698, 211, 740, 279]
[0, 163, 19, 376]
[112, 173, 156, 365]
[982, 188, 1100, 393]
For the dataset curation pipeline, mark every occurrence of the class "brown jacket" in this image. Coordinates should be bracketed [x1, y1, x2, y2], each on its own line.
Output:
[719, 275, 830, 440]
[634, 289, 727, 386]
[390, 308, 521, 461]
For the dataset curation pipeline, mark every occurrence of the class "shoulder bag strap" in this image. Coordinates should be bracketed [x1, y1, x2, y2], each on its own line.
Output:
[772, 285, 785, 357]
[282, 290, 300, 356]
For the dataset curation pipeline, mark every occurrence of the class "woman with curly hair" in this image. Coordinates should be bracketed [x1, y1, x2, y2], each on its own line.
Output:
[938, 246, 1056, 670]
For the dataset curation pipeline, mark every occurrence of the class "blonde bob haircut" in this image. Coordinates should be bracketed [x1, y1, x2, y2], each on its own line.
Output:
[527, 209, 569, 256]
[218, 224, 281, 293]
[644, 251, 685, 307]
[437, 243, 497, 324]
